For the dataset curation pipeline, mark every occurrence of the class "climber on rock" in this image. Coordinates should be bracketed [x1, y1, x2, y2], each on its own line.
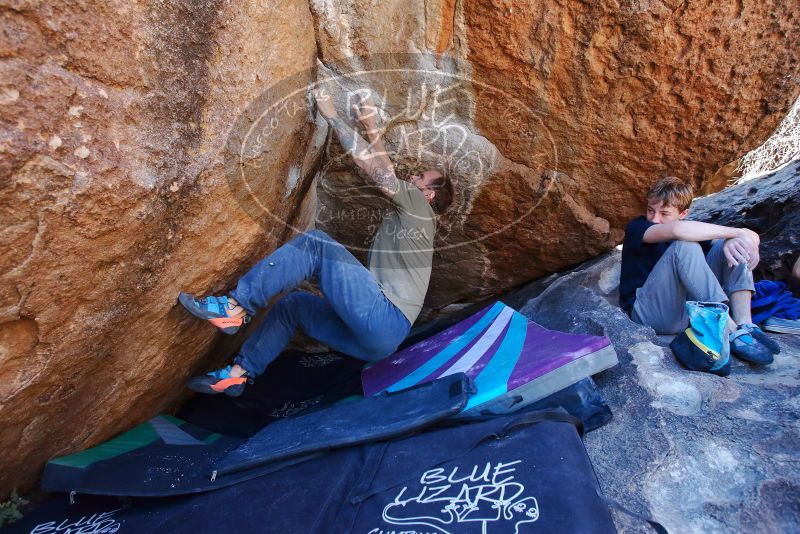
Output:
[619, 176, 779, 366]
[178, 89, 454, 396]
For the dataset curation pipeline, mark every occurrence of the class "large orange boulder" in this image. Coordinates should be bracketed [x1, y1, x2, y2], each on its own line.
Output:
[0, 0, 320, 495]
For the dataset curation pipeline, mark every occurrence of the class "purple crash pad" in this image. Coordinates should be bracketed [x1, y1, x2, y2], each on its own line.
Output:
[362, 301, 618, 414]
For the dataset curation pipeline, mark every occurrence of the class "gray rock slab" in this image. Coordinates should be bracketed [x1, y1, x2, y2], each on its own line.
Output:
[507, 251, 800, 534]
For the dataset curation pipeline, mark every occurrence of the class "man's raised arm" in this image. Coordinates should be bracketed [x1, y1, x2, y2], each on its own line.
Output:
[313, 89, 399, 198]
[351, 94, 395, 172]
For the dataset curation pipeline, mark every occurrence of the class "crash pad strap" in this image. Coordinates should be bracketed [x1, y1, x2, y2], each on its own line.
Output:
[150, 416, 205, 446]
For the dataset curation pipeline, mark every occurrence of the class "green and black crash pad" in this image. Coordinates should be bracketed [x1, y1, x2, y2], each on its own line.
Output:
[41, 373, 471, 497]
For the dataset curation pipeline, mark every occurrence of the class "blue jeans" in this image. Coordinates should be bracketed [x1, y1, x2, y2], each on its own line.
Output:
[230, 230, 411, 376]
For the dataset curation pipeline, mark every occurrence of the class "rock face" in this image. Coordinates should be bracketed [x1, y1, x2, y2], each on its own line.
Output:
[505, 251, 800, 534]
[690, 161, 800, 291]
[0, 0, 321, 495]
[1, 0, 799, 496]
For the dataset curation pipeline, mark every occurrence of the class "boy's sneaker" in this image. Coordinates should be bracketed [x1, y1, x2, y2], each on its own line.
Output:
[763, 317, 800, 335]
[741, 323, 780, 354]
[178, 293, 250, 334]
[187, 365, 250, 397]
[729, 326, 773, 365]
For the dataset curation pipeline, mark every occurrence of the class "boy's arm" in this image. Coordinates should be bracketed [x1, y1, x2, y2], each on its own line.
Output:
[643, 220, 756, 244]
[644, 221, 760, 269]
[793, 255, 800, 280]
[314, 90, 399, 198]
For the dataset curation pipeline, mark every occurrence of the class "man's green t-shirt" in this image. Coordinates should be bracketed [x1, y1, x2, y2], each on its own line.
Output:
[368, 181, 436, 324]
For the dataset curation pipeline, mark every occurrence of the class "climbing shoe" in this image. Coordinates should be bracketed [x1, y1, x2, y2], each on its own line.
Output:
[178, 292, 250, 335]
[729, 325, 773, 365]
[741, 323, 780, 355]
[187, 365, 250, 397]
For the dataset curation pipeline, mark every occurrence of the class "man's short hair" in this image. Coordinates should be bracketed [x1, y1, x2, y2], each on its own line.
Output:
[427, 170, 454, 215]
[647, 176, 693, 211]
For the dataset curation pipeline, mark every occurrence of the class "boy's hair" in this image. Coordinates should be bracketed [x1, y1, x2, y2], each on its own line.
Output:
[647, 176, 693, 211]
[428, 170, 454, 215]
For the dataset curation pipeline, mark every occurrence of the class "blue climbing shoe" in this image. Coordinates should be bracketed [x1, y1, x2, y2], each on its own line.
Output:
[729, 325, 773, 365]
[187, 365, 250, 397]
[742, 323, 780, 355]
[178, 292, 250, 335]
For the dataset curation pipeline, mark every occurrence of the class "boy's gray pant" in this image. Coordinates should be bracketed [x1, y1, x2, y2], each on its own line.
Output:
[631, 240, 755, 335]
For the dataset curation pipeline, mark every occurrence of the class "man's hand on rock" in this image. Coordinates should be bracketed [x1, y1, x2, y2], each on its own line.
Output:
[352, 94, 379, 130]
[313, 89, 338, 120]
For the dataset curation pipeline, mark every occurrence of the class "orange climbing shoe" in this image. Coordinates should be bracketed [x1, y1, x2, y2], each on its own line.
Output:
[187, 365, 251, 397]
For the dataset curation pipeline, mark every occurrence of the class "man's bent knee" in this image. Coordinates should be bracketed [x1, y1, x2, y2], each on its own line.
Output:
[270, 292, 311, 322]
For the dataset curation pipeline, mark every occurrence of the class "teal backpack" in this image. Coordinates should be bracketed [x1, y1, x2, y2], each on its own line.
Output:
[669, 301, 730, 376]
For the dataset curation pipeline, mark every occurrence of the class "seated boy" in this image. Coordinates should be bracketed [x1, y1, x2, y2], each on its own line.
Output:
[620, 176, 778, 365]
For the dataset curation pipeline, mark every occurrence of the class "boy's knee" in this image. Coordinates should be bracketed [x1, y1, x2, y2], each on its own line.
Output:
[670, 240, 704, 257]
[672, 240, 702, 252]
